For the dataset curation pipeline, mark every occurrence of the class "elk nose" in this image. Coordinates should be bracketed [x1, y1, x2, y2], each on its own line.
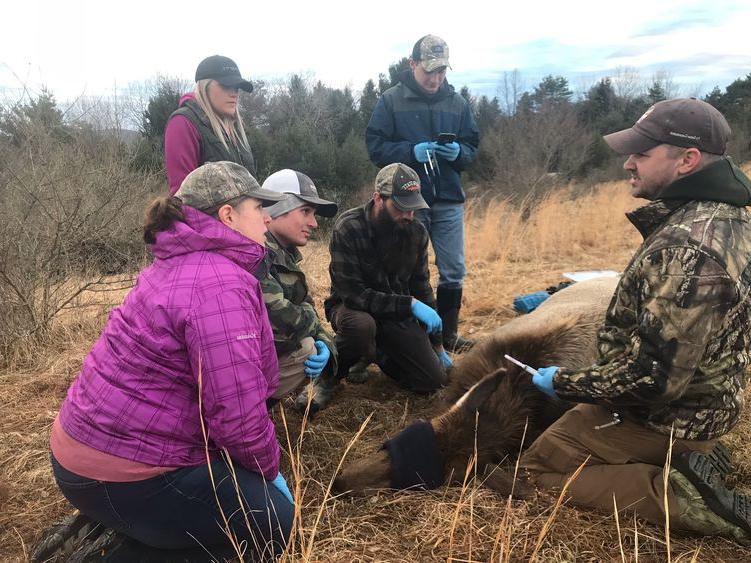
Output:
[332, 475, 347, 494]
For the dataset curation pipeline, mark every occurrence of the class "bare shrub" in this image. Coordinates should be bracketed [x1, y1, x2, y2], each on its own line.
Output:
[475, 102, 595, 201]
[0, 96, 160, 366]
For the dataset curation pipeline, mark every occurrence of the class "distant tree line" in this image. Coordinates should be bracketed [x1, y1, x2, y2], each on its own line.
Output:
[131, 64, 751, 204]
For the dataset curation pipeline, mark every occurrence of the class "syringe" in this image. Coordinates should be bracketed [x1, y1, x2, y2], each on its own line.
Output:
[503, 354, 540, 376]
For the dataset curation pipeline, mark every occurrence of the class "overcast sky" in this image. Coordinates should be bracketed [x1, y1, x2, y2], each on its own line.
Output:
[2, 0, 750, 104]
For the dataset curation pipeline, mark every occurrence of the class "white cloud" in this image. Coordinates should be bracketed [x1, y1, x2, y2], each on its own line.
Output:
[2, 0, 749, 100]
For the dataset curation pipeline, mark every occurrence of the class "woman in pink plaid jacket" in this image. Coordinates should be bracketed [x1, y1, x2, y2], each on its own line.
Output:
[48, 162, 293, 561]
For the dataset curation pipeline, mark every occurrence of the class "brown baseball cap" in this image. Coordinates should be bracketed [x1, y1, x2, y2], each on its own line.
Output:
[604, 98, 730, 155]
[175, 161, 283, 212]
[375, 163, 429, 211]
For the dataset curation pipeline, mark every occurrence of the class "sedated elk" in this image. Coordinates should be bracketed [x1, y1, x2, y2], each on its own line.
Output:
[333, 277, 618, 498]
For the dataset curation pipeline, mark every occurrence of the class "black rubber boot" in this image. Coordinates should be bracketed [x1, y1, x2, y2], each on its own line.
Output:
[437, 286, 474, 353]
[673, 448, 751, 536]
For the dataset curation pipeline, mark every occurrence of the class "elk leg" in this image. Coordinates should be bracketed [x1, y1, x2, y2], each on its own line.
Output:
[481, 464, 536, 500]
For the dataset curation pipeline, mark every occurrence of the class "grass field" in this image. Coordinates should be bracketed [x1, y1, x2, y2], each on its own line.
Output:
[2, 172, 750, 562]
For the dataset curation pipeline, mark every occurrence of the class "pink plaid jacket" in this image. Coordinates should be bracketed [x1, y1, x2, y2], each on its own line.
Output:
[59, 206, 280, 479]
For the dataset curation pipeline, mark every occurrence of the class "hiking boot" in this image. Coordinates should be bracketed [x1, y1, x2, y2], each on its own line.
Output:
[346, 360, 371, 384]
[708, 441, 734, 478]
[67, 527, 127, 563]
[671, 450, 751, 544]
[295, 376, 339, 415]
[31, 512, 100, 563]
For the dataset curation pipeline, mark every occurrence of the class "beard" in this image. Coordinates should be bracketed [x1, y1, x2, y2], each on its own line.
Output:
[372, 207, 423, 277]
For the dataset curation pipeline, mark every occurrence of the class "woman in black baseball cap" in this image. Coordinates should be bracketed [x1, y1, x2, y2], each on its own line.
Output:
[164, 55, 257, 194]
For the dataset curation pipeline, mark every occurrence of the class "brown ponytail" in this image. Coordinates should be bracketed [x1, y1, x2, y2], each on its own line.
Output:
[143, 196, 185, 244]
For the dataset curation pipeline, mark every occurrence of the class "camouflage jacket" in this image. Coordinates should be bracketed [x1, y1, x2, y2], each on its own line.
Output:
[260, 232, 338, 377]
[554, 158, 751, 440]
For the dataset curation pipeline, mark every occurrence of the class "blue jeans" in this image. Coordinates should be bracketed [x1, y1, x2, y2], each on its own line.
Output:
[51, 454, 293, 560]
[416, 201, 466, 289]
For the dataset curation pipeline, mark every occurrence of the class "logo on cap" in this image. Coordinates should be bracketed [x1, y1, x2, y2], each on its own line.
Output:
[637, 106, 655, 124]
[400, 180, 421, 193]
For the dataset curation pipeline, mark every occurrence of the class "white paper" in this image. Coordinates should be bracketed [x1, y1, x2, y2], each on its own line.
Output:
[563, 270, 620, 282]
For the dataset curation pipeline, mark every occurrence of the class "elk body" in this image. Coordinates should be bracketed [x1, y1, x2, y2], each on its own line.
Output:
[334, 277, 618, 497]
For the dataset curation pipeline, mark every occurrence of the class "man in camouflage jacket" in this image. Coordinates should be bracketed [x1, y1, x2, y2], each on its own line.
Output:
[258, 169, 339, 411]
[521, 99, 751, 544]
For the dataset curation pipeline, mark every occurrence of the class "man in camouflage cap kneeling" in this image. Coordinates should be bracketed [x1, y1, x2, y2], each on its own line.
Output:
[520, 98, 751, 544]
[259, 169, 340, 412]
[318, 163, 453, 413]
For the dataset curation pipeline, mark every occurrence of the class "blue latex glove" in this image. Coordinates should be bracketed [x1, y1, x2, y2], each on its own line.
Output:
[269, 471, 294, 504]
[437, 349, 453, 369]
[513, 291, 550, 314]
[434, 141, 460, 161]
[413, 141, 437, 163]
[304, 340, 330, 378]
[533, 366, 559, 399]
[411, 299, 442, 334]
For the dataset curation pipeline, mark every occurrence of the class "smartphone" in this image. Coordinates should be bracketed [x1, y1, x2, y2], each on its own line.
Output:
[437, 132, 456, 145]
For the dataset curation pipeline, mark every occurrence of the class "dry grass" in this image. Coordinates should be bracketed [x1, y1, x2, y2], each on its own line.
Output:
[2, 173, 751, 562]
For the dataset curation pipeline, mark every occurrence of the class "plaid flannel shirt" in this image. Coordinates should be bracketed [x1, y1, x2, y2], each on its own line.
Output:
[324, 201, 438, 327]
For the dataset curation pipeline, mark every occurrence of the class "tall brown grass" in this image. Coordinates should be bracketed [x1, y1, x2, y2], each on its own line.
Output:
[2, 173, 750, 562]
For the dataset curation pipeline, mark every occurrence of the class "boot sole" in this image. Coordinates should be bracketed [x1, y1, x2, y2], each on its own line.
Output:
[673, 451, 751, 536]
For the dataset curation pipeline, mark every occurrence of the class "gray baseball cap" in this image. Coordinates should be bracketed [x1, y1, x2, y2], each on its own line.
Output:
[604, 98, 731, 155]
[175, 161, 283, 212]
[375, 163, 429, 211]
[262, 169, 338, 218]
[411, 35, 451, 72]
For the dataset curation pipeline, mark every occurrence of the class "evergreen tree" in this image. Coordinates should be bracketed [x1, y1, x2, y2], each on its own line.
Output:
[532, 75, 573, 107]
[134, 77, 183, 171]
[358, 79, 379, 128]
[0, 88, 68, 146]
[387, 57, 410, 88]
[646, 81, 667, 105]
[475, 95, 502, 133]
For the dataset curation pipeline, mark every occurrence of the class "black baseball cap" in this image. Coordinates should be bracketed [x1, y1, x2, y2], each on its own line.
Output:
[195, 55, 253, 93]
[604, 98, 730, 155]
[375, 163, 429, 211]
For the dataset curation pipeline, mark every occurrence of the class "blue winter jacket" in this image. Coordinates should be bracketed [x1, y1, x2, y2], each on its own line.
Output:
[366, 70, 480, 205]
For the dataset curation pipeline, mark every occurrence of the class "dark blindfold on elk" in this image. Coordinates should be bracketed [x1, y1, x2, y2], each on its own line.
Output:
[382, 420, 444, 489]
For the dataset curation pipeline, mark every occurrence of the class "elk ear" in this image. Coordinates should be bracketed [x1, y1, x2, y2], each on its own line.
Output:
[458, 368, 505, 413]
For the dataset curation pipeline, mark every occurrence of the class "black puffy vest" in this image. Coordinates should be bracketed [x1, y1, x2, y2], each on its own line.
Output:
[169, 99, 256, 175]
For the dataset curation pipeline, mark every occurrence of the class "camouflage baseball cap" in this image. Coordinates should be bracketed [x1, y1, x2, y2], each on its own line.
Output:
[175, 161, 283, 212]
[375, 163, 429, 211]
[411, 35, 451, 72]
[262, 169, 338, 218]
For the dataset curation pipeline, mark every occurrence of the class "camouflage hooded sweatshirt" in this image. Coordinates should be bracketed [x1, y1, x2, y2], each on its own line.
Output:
[259, 231, 338, 378]
[554, 158, 751, 440]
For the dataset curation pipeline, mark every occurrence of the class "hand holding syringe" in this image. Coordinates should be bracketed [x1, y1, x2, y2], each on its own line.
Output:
[504, 354, 559, 399]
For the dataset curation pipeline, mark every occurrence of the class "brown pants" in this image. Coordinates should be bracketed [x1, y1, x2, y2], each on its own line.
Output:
[272, 337, 316, 399]
[328, 304, 446, 394]
[520, 404, 715, 528]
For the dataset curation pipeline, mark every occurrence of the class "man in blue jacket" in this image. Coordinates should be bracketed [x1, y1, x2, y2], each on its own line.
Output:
[366, 35, 480, 353]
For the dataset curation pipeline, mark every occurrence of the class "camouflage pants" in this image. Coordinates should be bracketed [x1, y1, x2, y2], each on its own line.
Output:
[520, 403, 715, 529]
